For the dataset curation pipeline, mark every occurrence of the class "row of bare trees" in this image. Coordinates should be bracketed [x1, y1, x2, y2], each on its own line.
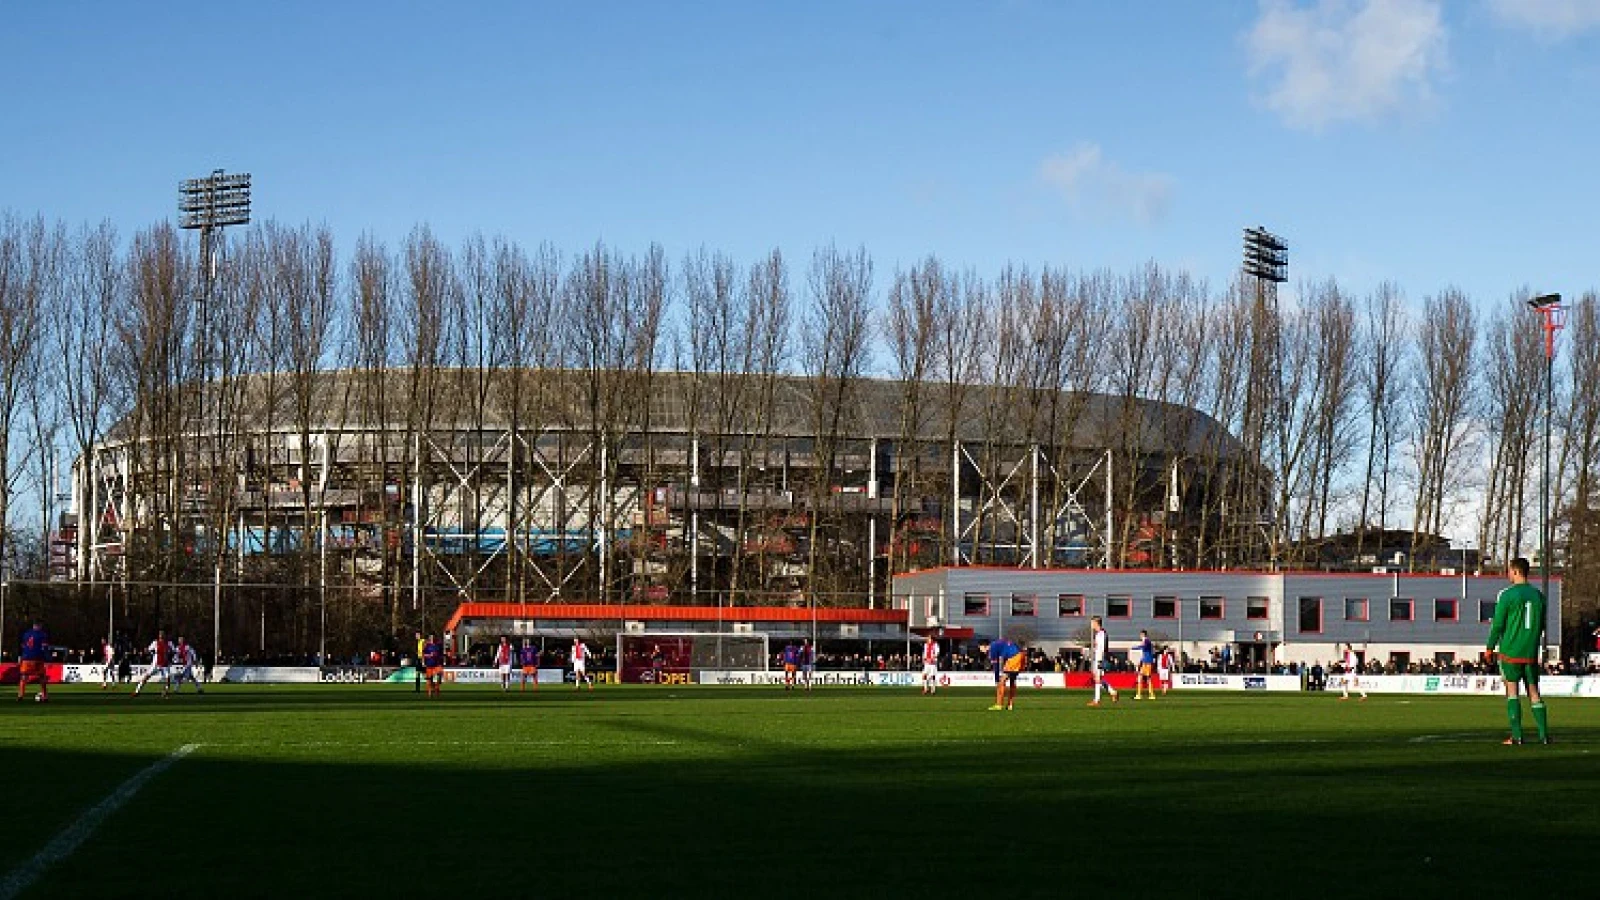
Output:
[2, 212, 1598, 653]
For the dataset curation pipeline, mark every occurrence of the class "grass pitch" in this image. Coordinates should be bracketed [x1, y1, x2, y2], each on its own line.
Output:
[2, 684, 1596, 898]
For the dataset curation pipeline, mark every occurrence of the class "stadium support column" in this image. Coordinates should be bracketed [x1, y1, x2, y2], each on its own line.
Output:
[1529, 293, 1563, 612]
[1030, 444, 1040, 568]
[868, 437, 877, 609]
[1105, 449, 1114, 569]
[691, 435, 699, 605]
[951, 440, 961, 566]
[413, 432, 423, 627]
[319, 508, 328, 666]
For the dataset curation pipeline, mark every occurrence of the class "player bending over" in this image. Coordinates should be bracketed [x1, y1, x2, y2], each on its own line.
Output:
[519, 639, 540, 693]
[1487, 557, 1551, 745]
[983, 638, 1024, 711]
[1340, 644, 1366, 701]
[170, 636, 204, 694]
[920, 633, 941, 695]
[17, 620, 50, 703]
[132, 630, 173, 699]
[1088, 617, 1119, 706]
[495, 637, 514, 693]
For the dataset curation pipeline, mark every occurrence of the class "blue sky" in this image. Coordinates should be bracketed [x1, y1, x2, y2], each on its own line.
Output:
[3, 0, 1597, 308]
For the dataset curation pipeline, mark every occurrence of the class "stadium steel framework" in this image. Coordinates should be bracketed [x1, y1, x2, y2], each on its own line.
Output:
[70, 369, 1262, 619]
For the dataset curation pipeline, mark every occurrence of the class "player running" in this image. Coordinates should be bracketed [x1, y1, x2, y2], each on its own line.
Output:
[519, 639, 540, 693]
[494, 637, 514, 692]
[170, 636, 204, 694]
[1487, 557, 1551, 745]
[17, 620, 50, 703]
[1157, 646, 1175, 695]
[1133, 629, 1157, 700]
[422, 634, 444, 698]
[1340, 643, 1367, 701]
[1088, 616, 1119, 706]
[570, 638, 595, 690]
[131, 630, 173, 699]
[920, 633, 941, 695]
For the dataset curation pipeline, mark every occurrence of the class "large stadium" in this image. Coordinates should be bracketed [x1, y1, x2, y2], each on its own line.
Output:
[63, 367, 1262, 659]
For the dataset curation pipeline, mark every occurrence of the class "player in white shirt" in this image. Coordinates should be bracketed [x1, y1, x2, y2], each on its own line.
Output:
[1340, 643, 1367, 701]
[170, 636, 204, 694]
[131, 630, 172, 698]
[571, 638, 594, 691]
[1157, 647, 1175, 696]
[1088, 616, 1119, 707]
[100, 638, 116, 690]
[494, 637, 514, 692]
[920, 634, 941, 695]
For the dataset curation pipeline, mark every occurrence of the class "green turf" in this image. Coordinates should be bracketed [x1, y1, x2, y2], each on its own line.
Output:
[2, 684, 1596, 897]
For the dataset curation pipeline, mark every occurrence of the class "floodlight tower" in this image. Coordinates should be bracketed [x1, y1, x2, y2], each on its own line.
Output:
[1242, 226, 1288, 570]
[1528, 293, 1563, 607]
[179, 169, 251, 668]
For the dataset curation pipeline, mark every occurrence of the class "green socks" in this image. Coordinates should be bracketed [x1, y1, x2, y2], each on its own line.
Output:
[1531, 702, 1549, 742]
[1507, 698, 1523, 741]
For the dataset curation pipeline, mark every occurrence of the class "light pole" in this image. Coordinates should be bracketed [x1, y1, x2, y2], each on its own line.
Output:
[179, 169, 251, 667]
[1528, 293, 1563, 607]
[1242, 226, 1289, 569]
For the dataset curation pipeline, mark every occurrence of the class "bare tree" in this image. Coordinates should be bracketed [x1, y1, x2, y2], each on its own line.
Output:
[1354, 283, 1408, 562]
[1478, 296, 1542, 569]
[1408, 288, 1477, 566]
[800, 244, 873, 604]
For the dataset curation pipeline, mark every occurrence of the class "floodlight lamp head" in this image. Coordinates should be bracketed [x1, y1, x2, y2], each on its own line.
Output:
[1528, 293, 1562, 310]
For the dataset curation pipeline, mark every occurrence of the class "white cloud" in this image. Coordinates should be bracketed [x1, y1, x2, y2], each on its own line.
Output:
[1487, 0, 1600, 37]
[1246, 0, 1449, 131]
[1038, 143, 1175, 225]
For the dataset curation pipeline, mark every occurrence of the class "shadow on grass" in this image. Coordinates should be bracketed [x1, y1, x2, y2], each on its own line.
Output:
[4, 722, 1597, 898]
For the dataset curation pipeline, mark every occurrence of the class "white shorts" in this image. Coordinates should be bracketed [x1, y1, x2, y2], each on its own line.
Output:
[1158, 668, 1171, 681]
[498, 664, 512, 675]
[146, 666, 170, 681]
[573, 661, 586, 676]
[921, 664, 939, 678]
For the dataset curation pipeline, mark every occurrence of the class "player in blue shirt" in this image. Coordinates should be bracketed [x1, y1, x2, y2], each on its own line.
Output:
[1133, 630, 1157, 700]
[18, 621, 50, 703]
[781, 641, 801, 691]
[982, 638, 1024, 711]
[519, 640, 540, 693]
[422, 635, 444, 698]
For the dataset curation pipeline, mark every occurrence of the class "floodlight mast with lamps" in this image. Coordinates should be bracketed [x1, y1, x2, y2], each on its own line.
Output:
[1241, 226, 1288, 570]
[1528, 293, 1562, 625]
[178, 169, 251, 669]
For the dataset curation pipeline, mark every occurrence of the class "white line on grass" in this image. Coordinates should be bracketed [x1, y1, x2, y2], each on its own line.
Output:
[0, 743, 200, 900]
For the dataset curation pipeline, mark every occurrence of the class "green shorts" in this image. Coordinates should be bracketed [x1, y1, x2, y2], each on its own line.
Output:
[1499, 661, 1540, 686]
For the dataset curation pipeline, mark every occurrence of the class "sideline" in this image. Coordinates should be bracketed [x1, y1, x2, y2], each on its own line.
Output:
[0, 743, 200, 900]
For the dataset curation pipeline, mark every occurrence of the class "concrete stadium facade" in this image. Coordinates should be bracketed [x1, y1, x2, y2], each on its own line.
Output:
[71, 368, 1259, 612]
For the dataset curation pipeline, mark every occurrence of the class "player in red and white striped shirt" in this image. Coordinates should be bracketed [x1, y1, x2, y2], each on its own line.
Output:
[131, 630, 172, 699]
[920, 634, 941, 695]
[571, 638, 594, 691]
[1340, 644, 1367, 701]
[494, 637, 514, 693]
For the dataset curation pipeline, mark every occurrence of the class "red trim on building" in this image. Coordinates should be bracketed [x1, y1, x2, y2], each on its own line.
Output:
[444, 603, 908, 635]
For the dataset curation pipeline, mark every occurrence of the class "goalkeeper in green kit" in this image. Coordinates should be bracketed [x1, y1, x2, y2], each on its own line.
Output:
[1485, 557, 1551, 745]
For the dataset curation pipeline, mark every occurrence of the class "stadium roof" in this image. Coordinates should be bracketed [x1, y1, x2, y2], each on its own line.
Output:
[112, 368, 1246, 458]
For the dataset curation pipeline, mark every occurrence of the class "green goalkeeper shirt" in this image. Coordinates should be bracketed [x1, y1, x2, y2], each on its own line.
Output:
[1487, 582, 1546, 661]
